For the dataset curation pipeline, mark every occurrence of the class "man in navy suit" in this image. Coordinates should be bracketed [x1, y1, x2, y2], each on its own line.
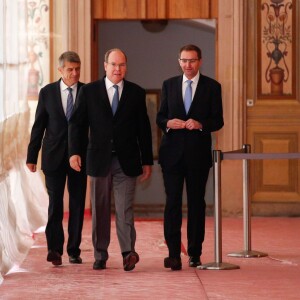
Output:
[69, 48, 153, 271]
[26, 51, 87, 266]
[156, 44, 224, 270]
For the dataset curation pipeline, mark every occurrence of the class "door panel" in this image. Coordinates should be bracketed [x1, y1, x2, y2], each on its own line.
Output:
[247, 0, 300, 215]
[92, 0, 211, 19]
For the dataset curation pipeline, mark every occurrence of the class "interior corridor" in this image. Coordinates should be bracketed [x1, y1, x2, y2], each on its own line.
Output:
[1, 213, 299, 299]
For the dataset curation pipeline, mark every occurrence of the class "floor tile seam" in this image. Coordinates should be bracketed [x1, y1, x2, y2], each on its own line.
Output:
[194, 268, 210, 300]
[267, 255, 299, 266]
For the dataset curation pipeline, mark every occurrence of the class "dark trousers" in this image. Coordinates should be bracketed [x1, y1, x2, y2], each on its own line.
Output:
[44, 163, 86, 256]
[162, 160, 210, 258]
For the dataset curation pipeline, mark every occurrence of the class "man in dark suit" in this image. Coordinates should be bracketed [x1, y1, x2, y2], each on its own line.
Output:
[156, 44, 224, 270]
[69, 48, 153, 271]
[26, 51, 87, 266]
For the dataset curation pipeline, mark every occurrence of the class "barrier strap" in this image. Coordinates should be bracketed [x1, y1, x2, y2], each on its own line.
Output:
[222, 152, 300, 160]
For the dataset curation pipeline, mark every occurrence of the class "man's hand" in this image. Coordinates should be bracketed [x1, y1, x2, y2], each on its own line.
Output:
[185, 119, 202, 130]
[167, 118, 186, 130]
[139, 165, 152, 182]
[26, 163, 37, 172]
[69, 155, 82, 172]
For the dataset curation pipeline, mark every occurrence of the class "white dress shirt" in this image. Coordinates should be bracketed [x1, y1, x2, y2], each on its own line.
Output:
[182, 72, 200, 101]
[105, 77, 124, 106]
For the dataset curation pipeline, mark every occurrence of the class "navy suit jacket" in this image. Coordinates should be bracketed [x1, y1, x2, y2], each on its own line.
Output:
[26, 79, 85, 172]
[156, 74, 224, 170]
[68, 77, 153, 177]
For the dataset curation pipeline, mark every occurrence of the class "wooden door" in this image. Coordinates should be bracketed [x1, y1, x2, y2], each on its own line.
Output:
[246, 0, 300, 215]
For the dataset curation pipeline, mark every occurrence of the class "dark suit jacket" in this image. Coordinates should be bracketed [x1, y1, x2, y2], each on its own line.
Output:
[156, 74, 224, 170]
[68, 77, 153, 177]
[26, 79, 85, 172]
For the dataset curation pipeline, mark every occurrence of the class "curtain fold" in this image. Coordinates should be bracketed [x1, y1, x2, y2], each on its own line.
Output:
[0, 0, 48, 281]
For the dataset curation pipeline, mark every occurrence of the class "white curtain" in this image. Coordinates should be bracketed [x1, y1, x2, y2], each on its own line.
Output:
[0, 0, 48, 282]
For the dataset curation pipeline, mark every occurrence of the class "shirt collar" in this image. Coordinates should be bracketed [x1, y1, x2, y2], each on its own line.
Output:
[60, 79, 78, 91]
[105, 77, 124, 89]
[183, 72, 200, 84]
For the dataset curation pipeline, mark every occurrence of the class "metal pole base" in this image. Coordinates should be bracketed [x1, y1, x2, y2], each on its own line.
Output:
[197, 262, 240, 270]
[227, 250, 268, 258]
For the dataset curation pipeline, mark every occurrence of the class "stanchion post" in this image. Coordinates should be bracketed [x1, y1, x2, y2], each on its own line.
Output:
[198, 150, 240, 270]
[214, 150, 222, 263]
[243, 144, 251, 251]
[228, 144, 267, 258]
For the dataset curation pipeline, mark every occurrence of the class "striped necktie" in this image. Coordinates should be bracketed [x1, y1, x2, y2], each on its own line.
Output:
[66, 87, 73, 120]
[112, 85, 119, 115]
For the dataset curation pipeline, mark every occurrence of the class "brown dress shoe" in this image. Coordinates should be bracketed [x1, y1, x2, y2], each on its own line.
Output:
[47, 250, 62, 266]
[69, 255, 82, 264]
[188, 256, 201, 267]
[164, 257, 182, 270]
[123, 251, 139, 271]
[93, 260, 106, 270]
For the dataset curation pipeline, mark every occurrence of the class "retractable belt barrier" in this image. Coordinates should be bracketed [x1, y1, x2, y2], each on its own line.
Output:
[198, 144, 300, 270]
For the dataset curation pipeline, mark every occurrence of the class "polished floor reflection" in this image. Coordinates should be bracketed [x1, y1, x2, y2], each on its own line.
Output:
[1, 214, 299, 299]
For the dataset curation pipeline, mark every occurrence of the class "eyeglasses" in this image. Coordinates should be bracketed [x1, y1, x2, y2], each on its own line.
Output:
[106, 62, 127, 68]
[178, 59, 199, 64]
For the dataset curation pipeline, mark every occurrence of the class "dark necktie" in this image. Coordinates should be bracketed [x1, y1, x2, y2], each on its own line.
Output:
[112, 85, 119, 115]
[66, 87, 73, 120]
[184, 80, 193, 114]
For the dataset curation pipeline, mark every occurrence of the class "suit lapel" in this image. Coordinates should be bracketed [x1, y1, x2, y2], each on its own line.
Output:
[76, 82, 83, 99]
[177, 76, 186, 115]
[98, 78, 113, 113]
[55, 79, 66, 118]
[187, 74, 203, 114]
[194, 74, 203, 96]
[73, 81, 83, 108]
[115, 80, 128, 116]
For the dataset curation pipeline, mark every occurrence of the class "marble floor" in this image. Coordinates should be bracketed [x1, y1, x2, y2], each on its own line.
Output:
[1, 214, 299, 299]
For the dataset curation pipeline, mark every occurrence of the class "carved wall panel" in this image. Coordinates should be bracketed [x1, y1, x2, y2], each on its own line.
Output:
[257, 0, 296, 99]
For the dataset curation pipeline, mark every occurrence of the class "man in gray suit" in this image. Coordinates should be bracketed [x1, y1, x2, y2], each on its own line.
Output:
[69, 48, 153, 271]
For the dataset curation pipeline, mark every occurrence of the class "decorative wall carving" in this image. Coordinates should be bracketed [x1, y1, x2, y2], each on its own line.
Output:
[257, 0, 296, 98]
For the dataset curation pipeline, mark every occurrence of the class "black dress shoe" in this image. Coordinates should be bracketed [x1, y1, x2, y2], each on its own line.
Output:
[123, 251, 139, 271]
[164, 257, 182, 270]
[93, 260, 106, 270]
[188, 256, 201, 267]
[47, 250, 62, 266]
[69, 255, 82, 264]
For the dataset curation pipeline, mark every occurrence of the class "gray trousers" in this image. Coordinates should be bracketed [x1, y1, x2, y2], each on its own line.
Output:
[90, 155, 137, 261]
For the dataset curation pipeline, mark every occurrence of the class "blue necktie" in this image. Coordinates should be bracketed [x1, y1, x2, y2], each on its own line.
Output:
[112, 85, 119, 115]
[66, 87, 73, 120]
[184, 80, 193, 114]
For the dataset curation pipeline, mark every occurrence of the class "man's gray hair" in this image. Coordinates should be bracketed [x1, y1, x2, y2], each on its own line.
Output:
[58, 51, 81, 67]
